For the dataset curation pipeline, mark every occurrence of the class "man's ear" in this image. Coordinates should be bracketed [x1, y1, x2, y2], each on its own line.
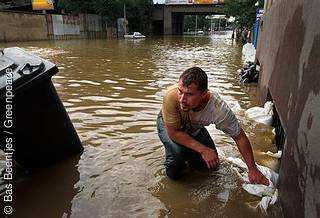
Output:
[201, 89, 208, 97]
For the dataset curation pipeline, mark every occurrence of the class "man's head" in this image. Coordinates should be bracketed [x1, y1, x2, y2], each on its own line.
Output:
[178, 67, 209, 111]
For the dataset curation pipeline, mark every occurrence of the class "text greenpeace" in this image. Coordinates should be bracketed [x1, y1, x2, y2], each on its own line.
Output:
[2, 67, 14, 216]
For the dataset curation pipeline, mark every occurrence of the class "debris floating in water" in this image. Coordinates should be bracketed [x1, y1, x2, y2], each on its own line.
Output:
[238, 61, 260, 83]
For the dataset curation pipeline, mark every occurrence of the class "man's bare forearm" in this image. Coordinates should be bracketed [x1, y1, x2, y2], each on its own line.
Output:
[233, 129, 257, 170]
[233, 128, 270, 185]
[166, 126, 206, 154]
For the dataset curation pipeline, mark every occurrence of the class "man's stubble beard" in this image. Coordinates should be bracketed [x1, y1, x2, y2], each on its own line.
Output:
[180, 104, 191, 112]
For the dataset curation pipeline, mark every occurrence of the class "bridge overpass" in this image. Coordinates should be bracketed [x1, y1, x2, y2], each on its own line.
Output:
[152, 3, 225, 35]
[0, 0, 32, 10]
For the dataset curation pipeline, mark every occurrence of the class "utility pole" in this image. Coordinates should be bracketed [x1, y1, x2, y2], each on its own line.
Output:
[195, 15, 198, 34]
[123, 3, 127, 34]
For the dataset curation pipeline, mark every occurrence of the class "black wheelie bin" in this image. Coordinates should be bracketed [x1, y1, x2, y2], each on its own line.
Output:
[0, 47, 83, 170]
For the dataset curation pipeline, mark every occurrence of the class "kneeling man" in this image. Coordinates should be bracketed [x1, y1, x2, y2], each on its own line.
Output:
[157, 67, 268, 185]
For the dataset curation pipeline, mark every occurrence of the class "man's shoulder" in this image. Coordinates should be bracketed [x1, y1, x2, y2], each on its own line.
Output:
[207, 90, 226, 112]
[164, 84, 178, 100]
[162, 84, 181, 128]
[208, 90, 222, 104]
[166, 84, 178, 93]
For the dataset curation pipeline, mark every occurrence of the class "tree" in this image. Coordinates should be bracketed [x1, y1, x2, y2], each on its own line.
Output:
[57, 0, 153, 32]
[122, 0, 153, 33]
[224, 0, 264, 29]
[91, 0, 123, 25]
[56, 0, 94, 14]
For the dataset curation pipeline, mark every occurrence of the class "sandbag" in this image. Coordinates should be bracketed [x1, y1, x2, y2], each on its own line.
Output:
[245, 101, 273, 126]
[222, 154, 279, 213]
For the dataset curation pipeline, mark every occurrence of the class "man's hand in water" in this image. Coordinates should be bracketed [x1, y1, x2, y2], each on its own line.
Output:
[248, 166, 269, 186]
[233, 129, 270, 186]
[200, 147, 219, 169]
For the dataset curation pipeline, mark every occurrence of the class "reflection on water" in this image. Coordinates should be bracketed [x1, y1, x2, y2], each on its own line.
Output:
[0, 35, 282, 217]
[9, 155, 80, 218]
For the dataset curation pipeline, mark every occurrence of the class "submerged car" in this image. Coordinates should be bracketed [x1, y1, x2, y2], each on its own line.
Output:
[197, 30, 204, 35]
[124, 32, 146, 39]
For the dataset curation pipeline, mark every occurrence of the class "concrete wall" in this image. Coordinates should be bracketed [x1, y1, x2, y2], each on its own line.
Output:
[152, 5, 164, 21]
[52, 14, 80, 36]
[48, 14, 106, 40]
[0, 10, 47, 42]
[256, 0, 320, 217]
[152, 5, 164, 35]
[0, 11, 107, 42]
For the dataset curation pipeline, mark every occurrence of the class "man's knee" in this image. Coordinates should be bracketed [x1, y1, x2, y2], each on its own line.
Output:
[165, 164, 186, 180]
[165, 167, 181, 180]
[165, 156, 186, 180]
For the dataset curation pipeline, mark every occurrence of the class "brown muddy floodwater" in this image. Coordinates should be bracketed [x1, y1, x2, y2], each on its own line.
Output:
[0, 34, 282, 218]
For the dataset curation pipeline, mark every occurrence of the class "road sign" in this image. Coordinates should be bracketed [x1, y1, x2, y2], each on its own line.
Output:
[32, 0, 54, 10]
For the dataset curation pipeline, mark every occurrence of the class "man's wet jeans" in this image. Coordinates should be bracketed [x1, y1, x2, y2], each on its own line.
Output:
[157, 111, 216, 180]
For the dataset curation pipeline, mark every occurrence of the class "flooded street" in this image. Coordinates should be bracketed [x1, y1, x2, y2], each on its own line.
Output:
[0, 35, 282, 217]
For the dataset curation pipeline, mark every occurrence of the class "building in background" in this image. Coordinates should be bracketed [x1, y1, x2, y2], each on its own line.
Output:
[165, 0, 224, 5]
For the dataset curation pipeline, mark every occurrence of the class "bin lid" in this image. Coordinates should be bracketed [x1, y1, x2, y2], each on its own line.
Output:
[0, 47, 58, 99]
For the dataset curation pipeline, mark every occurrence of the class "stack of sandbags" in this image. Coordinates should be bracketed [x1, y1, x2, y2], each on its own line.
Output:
[245, 101, 273, 126]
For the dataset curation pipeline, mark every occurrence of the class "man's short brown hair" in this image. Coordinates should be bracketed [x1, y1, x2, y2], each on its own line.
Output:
[179, 67, 208, 92]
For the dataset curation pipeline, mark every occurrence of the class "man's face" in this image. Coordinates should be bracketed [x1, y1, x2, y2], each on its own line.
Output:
[177, 80, 206, 111]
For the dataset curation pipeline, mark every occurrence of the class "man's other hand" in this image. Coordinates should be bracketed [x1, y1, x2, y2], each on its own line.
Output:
[248, 166, 270, 186]
[200, 148, 219, 169]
